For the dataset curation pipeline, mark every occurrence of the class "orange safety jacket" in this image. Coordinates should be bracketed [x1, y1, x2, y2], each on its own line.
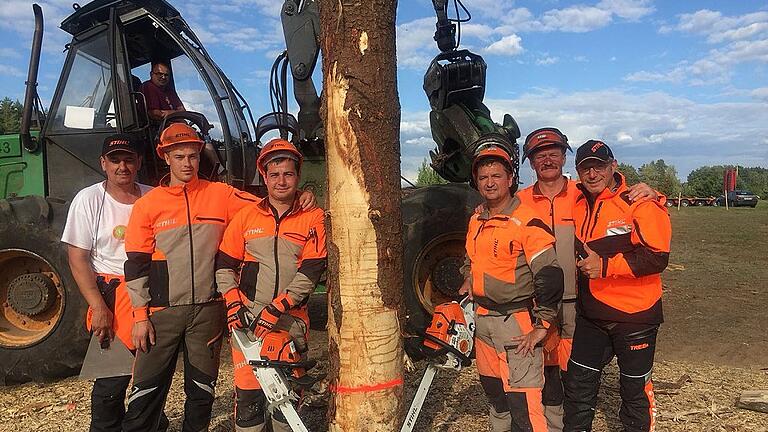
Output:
[517, 178, 579, 302]
[215, 198, 327, 311]
[573, 172, 671, 324]
[124, 176, 260, 319]
[466, 197, 564, 325]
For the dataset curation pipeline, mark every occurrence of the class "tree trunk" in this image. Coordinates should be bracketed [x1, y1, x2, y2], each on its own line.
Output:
[318, 1, 404, 431]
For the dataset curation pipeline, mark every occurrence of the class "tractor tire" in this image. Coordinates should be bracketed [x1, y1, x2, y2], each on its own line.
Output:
[0, 196, 88, 385]
[681, 200, 690, 207]
[665, 200, 674, 207]
[696, 201, 705, 206]
[401, 184, 482, 358]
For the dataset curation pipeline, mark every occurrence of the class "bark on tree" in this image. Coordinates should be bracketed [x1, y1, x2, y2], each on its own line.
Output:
[318, 0, 404, 431]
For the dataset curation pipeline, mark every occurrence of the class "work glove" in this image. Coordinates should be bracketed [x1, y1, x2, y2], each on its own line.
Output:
[254, 294, 294, 340]
[224, 289, 254, 332]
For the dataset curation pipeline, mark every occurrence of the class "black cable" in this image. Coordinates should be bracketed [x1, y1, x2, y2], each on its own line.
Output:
[452, 0, 471, 49]
[280, 53, 289, 114]
[269, 51, 289, 114]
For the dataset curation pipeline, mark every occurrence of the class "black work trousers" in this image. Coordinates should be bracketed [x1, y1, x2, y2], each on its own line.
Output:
[122, 302, 225, 432]
[563, 314, 659, 432]
[91, 375, 169, 432]
[90, 375, 131, 432]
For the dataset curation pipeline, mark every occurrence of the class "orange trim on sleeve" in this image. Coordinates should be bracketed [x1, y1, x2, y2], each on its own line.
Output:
[132, 306, 149, 322]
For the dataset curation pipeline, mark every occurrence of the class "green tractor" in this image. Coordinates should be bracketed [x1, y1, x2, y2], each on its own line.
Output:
[0, 0, 518, 384]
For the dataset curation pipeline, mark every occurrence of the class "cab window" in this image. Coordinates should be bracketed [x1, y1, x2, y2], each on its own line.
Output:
[51, 31, 116, 132]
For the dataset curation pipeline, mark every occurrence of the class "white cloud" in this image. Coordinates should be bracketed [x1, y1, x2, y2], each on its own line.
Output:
[672, 9, 768, 43]
[709, 38, 768, 64]
[404, 136, 435, 148]
[494, 0, 653, 35]
[243, 69, 271, 87]
[630, 8, 768, 88]
[597, 0, 655, 21]
[751, 87, 768, 102]
[540, 6, 613, 33]
[574, 55, 589, 62]
[536, 56, 559, 66]
[0, 48, 20, 59]
[0, 64, 24, 77]
[498, 7, 536, 30]
[175, 1, 285, 54]
[616, 132, 633, 142]
[484, 34, 524, 56]
[461, 0, 517, 18]
[709, 21, 768, 44]
[396, 17, 436, 70]
[624, 67, 686, 83]
[459, 23, 496, 41]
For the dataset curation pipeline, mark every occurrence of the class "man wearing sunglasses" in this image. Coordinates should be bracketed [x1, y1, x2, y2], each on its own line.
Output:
[563, 140, 671, 432]
[141, 61, 186, 122]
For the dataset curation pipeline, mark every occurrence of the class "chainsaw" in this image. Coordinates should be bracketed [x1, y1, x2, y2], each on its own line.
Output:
[401, 297, 475, 432]
[231, 328, 323, 432]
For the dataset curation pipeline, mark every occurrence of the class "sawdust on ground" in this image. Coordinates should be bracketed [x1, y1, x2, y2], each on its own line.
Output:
[1, 331, 767, 432]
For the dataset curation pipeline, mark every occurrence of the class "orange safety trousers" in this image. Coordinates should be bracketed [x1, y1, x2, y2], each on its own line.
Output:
[86, 273, 135, 351]
[475, 311, 547, 432]
[542, 300, 576, 372]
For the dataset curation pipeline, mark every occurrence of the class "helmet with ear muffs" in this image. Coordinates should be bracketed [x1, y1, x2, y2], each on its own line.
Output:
[469, 132, 520, 194]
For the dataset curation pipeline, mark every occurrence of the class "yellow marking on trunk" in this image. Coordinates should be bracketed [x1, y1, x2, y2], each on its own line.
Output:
[326, 62, 403, 431]
[359, 31, 368, 55]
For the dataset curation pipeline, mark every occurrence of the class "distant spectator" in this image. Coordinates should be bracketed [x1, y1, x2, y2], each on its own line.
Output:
[140, 61, 185, 122]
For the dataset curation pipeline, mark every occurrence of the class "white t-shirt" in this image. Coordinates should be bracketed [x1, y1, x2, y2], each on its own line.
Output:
[61, 182, 153, 275]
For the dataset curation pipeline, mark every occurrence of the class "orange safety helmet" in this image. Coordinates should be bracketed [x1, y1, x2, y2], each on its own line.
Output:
[471, 134, 519, 194]
[472, 144, 514, 175]
[156, 123, 205, 159]
[522, 127, 570, 161]
[256, 138, 303, 177]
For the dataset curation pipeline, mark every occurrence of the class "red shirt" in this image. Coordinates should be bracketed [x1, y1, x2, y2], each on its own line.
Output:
[140, 80, 183, 111]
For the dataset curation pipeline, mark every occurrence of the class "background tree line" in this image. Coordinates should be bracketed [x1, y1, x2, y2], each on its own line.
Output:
[0, 97, 23, 135]
[417, 157, 768, 199]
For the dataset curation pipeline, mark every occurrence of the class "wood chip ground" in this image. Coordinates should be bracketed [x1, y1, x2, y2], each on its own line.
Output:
[1, 335, 767, 432]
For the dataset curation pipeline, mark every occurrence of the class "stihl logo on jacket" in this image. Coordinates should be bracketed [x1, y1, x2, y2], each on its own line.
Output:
[574, 172, 671, 324]
[124, 176, 259, 309]
[215, 198, 327, 312]
[466, 197, 564, 324]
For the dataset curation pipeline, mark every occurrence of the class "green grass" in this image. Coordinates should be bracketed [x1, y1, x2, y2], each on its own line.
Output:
[658, 200, 768, 367]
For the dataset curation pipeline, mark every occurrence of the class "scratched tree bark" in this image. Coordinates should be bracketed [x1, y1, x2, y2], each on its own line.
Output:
[318, 0, 404, 430]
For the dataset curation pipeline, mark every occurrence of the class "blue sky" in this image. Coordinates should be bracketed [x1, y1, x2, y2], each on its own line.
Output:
[1, 0, 767, 184]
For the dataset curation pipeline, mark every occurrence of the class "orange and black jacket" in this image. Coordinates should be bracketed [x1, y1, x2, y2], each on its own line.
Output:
[124, 176, 260, 316]
[466, 197, 564, 325]
[574, 172, 671, 324]
[517, 179, 579, 302]
[215, 198, 326, 310]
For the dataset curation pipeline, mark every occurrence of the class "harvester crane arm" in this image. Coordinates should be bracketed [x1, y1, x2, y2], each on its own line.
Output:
[423, 0, 521, 184]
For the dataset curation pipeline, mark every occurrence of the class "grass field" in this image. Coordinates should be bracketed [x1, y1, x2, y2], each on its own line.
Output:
[659, 200, 768, 367]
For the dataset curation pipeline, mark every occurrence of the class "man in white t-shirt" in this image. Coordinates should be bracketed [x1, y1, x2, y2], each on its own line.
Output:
[61, 134, 165, 432]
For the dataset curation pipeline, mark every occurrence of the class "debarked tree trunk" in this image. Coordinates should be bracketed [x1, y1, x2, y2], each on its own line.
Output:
[318, 0, 404, 431]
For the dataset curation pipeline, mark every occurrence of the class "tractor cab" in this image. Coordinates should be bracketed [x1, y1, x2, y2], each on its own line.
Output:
[0, 0, 265, 384]
[42, 0, 258, 200]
